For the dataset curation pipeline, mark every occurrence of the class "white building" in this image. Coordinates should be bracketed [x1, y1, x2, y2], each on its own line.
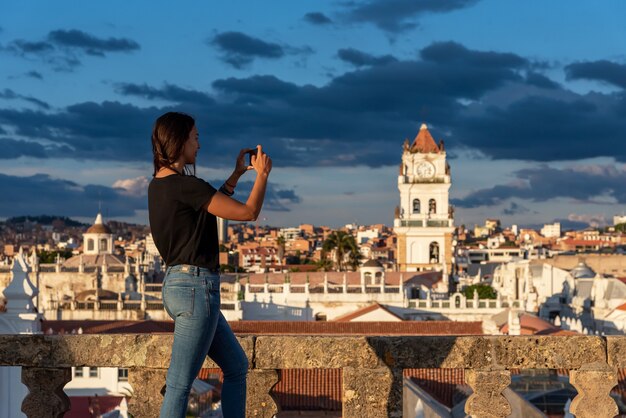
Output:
[541, 222, 561, 238]
[217, 216, 228, 244]
[278, 227, 301, 241]
[357, 228, 380, 245]
[393, 124, 454, 279]
[614, 215, 626, 226]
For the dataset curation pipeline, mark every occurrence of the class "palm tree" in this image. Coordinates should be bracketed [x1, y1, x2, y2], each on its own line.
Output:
[322, 231, 359, 271]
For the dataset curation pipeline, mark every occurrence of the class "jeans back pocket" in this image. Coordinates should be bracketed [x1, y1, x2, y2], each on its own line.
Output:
[163, 286, 195, 319]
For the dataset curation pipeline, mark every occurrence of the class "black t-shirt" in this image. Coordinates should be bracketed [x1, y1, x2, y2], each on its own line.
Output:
[148, 174, 219, 269]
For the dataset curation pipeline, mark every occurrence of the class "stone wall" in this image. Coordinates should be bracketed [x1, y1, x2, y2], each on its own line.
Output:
[0, 335, 624, 418]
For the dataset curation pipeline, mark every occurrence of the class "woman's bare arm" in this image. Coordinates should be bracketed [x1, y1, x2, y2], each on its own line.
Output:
[204, 145, 272, 221]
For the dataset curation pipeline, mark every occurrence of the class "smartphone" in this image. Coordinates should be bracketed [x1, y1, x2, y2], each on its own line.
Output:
[247, 149, 258, 166]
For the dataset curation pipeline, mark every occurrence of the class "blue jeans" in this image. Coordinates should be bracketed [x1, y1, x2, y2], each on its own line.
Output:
[160, 265, 248, 418]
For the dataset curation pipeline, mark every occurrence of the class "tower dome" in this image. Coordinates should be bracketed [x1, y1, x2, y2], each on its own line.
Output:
[83, 212, 113, 255]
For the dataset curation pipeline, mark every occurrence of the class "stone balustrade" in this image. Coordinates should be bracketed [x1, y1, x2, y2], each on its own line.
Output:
[0, 335, 624, 418]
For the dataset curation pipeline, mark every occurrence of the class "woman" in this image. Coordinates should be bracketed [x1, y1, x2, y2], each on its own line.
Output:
[148, 112, 271, 417]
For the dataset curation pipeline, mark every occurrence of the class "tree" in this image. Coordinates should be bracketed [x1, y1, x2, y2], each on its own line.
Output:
[322, 231, 360, 271]
[315, 255, 333, 272]
[462, 284, 497, 300]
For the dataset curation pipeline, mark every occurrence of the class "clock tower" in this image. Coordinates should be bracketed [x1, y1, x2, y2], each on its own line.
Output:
[394, 124, 454, 286]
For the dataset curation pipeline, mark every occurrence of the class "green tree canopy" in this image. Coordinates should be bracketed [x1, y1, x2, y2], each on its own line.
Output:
[462, 284, 497, 300]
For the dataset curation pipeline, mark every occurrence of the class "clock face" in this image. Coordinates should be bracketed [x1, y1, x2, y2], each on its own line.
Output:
[415, 161, 435, 178]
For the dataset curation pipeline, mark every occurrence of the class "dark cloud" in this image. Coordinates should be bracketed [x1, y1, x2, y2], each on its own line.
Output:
[210, 179, 300, 212]
[337, 48, 397, 67]
[0, 101, 161, 161]
[2, 29, 139, 72]
[0, 173, 146, 218]
[0, 88, 50, 109]
[303, 12, 333, 25]
[453, 165, 626, 208]
[502, 201, 529, 215]
[47, 29, 140, 55]
[420, 41, 528, 69]
[25, 70, 43, 80]
[211, 32, 285, 69]
[115, 83, 215, 106]
[6, 39, 55, 54]
[525, 72, 560, 89]
[0, 138, 49, 159]
[566, 60, 626, 90]
[341, 0, 480, 33]
[1, 41, 565, 168]
[455, 93, 626, 161]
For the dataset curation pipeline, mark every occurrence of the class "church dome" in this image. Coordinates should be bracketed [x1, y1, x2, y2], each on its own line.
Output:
[570, 262, 595, 279]
[86, 224, 112, 234]
[85, 213, 112, 234]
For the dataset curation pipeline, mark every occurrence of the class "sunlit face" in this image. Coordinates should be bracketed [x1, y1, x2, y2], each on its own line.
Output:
[182, 126, 199, 164]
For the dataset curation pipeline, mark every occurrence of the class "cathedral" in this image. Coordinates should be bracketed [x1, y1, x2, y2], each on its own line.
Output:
[394, 124, 455, 280]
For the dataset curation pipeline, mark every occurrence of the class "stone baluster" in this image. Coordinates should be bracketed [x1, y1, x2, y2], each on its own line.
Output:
[128, 367, 167, 418]
[569, 362, 618, 418]
[342, 366, 402, 418]
[21, 367, 71, 418]
[464, 369, 512, 418]
[246, 369, 279, 418]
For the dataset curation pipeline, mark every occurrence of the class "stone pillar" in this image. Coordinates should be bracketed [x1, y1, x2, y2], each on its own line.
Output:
[342, 273, 348, 294]
[464, 369, 511, 418]
[21, 367, 71, 418]
[246, 369, 279, 418]
[570, 362, 618, 418]
[323, 273, 329, 294]
[343, 366, 401, 418]
[128, 368, 167, 418]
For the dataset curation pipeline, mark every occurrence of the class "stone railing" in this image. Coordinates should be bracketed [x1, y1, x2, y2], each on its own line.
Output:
[0, 335, 624, 418]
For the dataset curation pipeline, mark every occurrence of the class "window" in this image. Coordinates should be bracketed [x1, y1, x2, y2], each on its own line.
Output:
[412, 199, 421, 214]
[87, 239, 94, 251]
[89, 367, 98, 378]
[118, 368, 129, 382]
[429, 199, 436, 215]
[99, 238, 108, 251]
[74, 367, 84, 378]
[429, 242, 440, 263]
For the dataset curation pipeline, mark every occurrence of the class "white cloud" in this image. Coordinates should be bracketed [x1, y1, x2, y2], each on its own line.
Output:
[112, 176, 149, 196]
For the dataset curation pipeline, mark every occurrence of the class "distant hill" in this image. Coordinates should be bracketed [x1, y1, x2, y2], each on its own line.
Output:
[4, 215, 87, 227]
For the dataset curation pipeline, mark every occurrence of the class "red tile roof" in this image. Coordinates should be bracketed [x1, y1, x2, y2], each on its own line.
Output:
[410, 124, 440, 153]
[404, 368, 466, 408]
[43, 320, 484, 336]
[228, 321, 483, 335]
[332, 302, 404, 322]
[66, 396, 125, 418]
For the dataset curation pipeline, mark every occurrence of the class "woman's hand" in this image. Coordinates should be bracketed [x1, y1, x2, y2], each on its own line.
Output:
[251, 145, 272, 177]
[235, 148, 255, 175]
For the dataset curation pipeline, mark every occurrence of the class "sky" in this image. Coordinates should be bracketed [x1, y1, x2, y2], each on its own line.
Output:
[1, 1, 626, 229]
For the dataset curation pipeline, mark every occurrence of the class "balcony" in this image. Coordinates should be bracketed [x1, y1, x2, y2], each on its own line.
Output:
[396, 219, 451, 228]
[0, 334, 623, 417]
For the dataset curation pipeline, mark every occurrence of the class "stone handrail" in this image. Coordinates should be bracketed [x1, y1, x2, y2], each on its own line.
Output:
[0, 335, 624, 417]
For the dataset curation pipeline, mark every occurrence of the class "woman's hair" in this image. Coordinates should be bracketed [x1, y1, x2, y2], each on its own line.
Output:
[151, 111, 196, 176]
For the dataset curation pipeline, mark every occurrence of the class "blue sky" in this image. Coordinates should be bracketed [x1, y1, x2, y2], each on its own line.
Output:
[1, 1, 626, 229]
